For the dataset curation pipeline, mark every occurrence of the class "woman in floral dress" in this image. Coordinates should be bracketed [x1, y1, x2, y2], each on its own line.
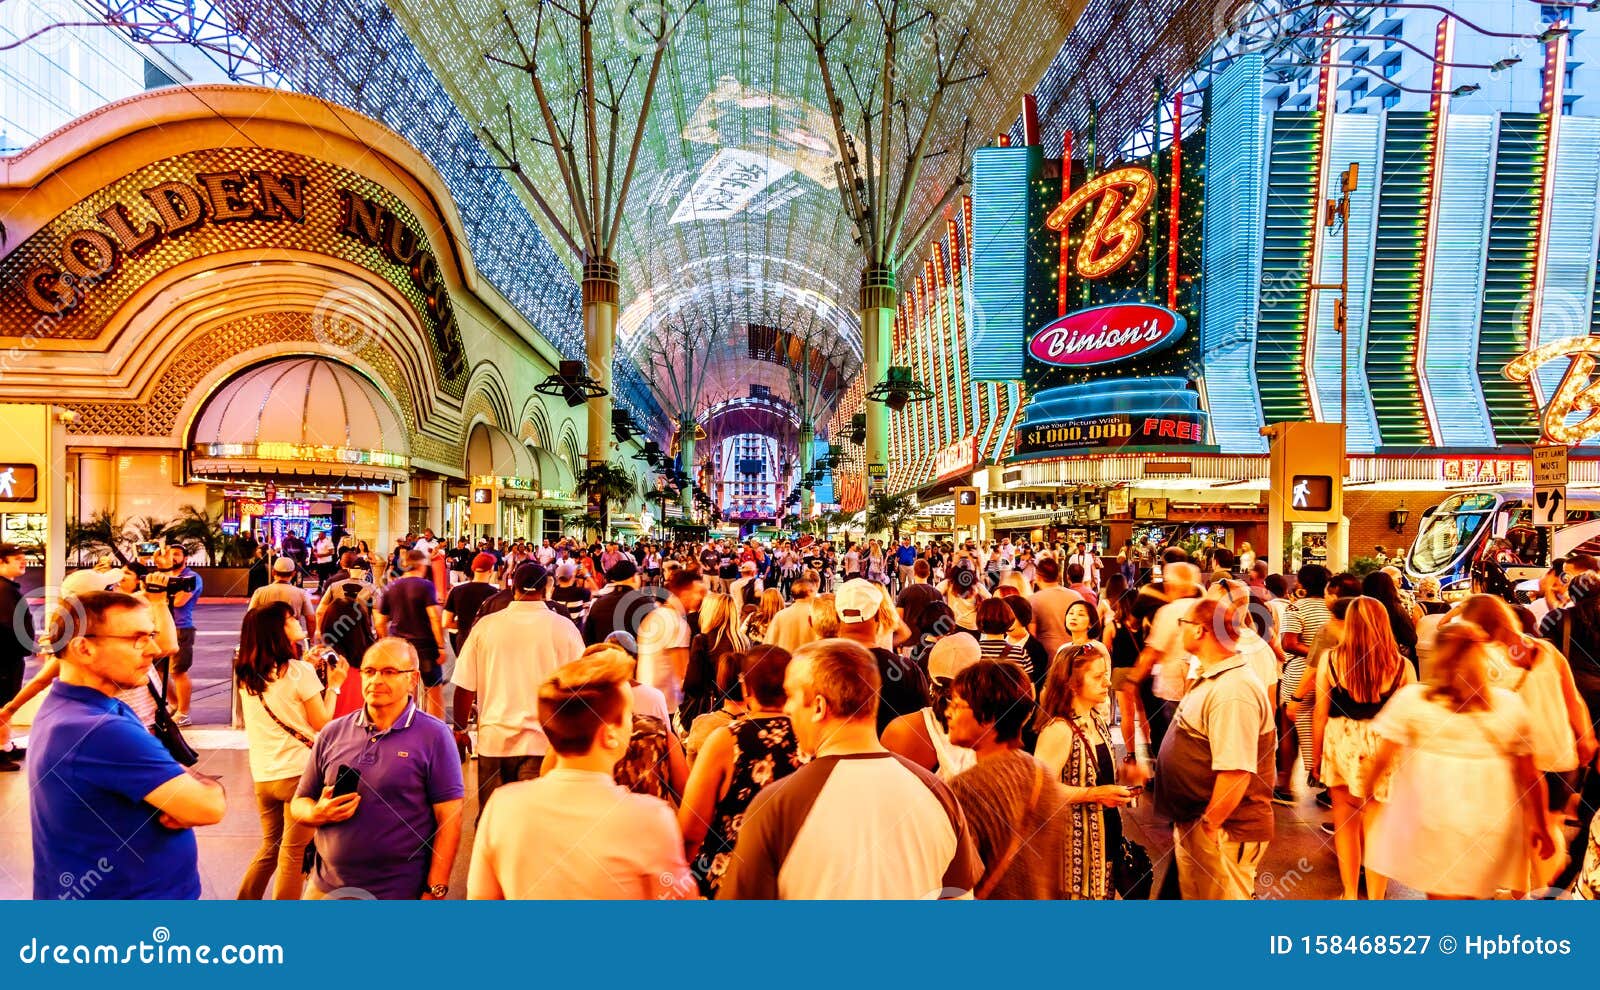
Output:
[678, 645, 804, 897]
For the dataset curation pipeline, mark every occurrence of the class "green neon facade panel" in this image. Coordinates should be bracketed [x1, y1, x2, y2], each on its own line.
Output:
[1365, 112, 1434, 447]
[1478, 113, 1547, 446]
[1256, 112, 1320, 423]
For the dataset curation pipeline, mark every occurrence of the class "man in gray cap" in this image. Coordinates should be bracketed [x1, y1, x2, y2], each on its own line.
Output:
[247, 556, 317, 642]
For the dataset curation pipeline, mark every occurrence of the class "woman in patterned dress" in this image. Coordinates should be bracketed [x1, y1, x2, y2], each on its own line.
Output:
[1034, 644, 1143, 898]
[678, 645, 804, 897]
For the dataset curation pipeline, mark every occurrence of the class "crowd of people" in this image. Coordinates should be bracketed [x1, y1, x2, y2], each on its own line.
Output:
[4, 526, 1600, 900]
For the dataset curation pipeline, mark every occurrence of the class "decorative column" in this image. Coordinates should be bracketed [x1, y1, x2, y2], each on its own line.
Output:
[861, 266, 897, 492]
[679, 418, 696, 514]
[423, 477, 445, 536]
[798, 424, 816, 518]
[76, 449, 117, 534]
[584, 259, 619, 470]
[392, 478, 412, 541]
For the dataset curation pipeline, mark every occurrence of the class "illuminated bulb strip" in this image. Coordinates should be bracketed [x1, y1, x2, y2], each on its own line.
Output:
[1059, 131, 1074, 315]
[1527, 26, 1570, 410]
[1414, 15, 1454, 445]
[1044, 166, 1157, 279]
[1304, 14, 1340, 424]
[1504, 336, 1600, 444]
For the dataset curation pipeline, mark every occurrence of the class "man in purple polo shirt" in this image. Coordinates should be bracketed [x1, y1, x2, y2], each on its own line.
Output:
[292, 637, 464, 899]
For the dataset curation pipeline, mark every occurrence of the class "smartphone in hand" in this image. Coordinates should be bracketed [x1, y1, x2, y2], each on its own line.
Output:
[331, 764, 361, 798]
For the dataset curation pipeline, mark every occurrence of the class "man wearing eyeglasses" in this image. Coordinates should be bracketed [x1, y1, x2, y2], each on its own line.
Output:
[1152, 596, 1276, 900]
[292, 637, 464, 899]
[28, 591, 226, 899]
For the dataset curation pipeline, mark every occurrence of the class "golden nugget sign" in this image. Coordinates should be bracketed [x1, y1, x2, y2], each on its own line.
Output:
[22, 172, 456, 335]
[5, 152, 465, 378]
[22, 171, 307, 315]
[1504, 337, 1600, 444]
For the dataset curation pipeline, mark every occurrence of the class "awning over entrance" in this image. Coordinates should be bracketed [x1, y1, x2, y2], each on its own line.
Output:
[190, 357, 410, 484]
[528, 445, 579, 504]
[468, 423, 539, 499]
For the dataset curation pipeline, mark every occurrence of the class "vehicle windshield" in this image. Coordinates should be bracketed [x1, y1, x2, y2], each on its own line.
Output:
[1408, 493, 1499, 575]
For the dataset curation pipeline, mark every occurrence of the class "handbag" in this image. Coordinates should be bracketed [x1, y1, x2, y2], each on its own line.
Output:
[147, 669, 198, 767]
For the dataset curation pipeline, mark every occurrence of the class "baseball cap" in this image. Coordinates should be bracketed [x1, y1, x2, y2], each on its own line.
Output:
[928, 634, 982, 681]
[471, 552, 498, 572]
[272, 556, 296, 574]
[512, 561, 549, 592]
[835, 578, 882, 623]
[604, 631, 639, 657]
[605, 559, 638, 582]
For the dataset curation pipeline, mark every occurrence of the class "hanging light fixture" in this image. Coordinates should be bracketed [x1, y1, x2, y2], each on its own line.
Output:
[535, 360, 607, 407]
[867, 366, 934, 411]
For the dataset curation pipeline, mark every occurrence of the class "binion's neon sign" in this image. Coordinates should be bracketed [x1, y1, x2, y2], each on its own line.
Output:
[1044, 166, 1156, 280]
[1504, 336, 1600, 444]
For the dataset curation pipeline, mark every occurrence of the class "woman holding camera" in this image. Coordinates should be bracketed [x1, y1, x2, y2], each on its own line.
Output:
[235, 600, 348, 899]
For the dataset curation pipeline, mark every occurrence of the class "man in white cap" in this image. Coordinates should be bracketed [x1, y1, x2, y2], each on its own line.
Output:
[248, 556, 317, 641]
[880, 632, 982, 780]
[834, 578, 929, 736]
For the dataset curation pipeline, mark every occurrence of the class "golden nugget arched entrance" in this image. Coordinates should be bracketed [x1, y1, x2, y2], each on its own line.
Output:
[189, 357, 410, 546]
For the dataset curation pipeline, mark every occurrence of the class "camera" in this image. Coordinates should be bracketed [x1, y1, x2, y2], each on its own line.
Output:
[163, 574, 197, 595]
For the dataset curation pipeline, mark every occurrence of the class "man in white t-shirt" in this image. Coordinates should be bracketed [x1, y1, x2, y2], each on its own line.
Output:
[467, 652, 693, 899]
[412, 530, 439, 560]
[1131, 561, 1202, 748]
[636, 568, 705, 714]
[718, 639, 981, 900]
[451, 561, 584, 815]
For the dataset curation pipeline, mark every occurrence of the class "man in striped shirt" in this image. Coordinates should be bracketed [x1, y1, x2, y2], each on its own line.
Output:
[718, 639, 981, 899]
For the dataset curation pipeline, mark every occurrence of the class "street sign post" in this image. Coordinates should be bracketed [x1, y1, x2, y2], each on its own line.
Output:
[1533, 442, 1568, 528]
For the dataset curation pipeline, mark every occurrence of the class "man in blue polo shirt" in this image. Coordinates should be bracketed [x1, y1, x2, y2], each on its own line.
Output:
[292, 637, 464, 899]
[894, 536, 918, 593]
[29, 591, 226, 899]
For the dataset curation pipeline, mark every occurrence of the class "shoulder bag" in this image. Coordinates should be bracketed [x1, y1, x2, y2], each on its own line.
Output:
[147, 667, 199, 767]
[258, 691, 315, 749]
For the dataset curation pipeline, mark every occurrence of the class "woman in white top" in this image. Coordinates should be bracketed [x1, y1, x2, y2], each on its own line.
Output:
[1364, 621, 1552, 898]
[882, 634, 980, 781]
[235, 600, 347, 899]
[1464, 596, 1596, 887]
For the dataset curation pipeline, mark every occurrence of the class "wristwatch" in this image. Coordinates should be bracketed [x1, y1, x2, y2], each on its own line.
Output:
[428, 883, 448, 899]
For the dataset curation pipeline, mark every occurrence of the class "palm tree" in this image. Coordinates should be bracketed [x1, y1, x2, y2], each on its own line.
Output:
[578, 463, 639, 510]
[65, 509, 127, 567]
[865, 493, 917, 541]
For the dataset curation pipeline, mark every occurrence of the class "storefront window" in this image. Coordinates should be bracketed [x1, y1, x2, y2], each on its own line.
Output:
[0, 513, 46, 557]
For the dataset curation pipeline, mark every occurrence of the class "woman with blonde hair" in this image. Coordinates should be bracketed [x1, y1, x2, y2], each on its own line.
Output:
[744, 587, 784, 642]
[1311, 596, 1414, 899]
[1460, 596, 1594, 887]
[809, 593, 839, 638]
[681, 592, 750, 726]
[1365, 622, 1552, 898]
